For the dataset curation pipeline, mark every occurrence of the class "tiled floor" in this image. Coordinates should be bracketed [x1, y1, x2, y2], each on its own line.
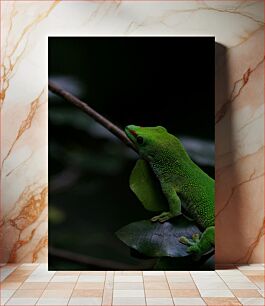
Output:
[0, 264, 264, 305]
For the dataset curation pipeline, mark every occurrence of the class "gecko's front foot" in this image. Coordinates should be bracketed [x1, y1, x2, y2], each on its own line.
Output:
[180, 226, 214, 256]
[179, 233, 201, 254]
[151, 211, 181, 223]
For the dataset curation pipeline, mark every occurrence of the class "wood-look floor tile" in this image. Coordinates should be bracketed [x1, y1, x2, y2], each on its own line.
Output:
[232, 289, 262, 298]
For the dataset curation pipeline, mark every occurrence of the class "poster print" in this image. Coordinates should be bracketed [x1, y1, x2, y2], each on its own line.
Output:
[48, 37, 215, 270]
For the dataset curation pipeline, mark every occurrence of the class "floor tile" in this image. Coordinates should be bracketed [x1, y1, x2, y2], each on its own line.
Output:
[30, 269, 54, 275]
[37, 264, 48, 269]
[144, 282, 169, 290]
[1, 263, 264, 305]
[170, 289, 200, 297]
[29, 271, 55, 277]
[219, 275, 251, 282]
[216, 269, 245, 276]
[203, 297, 242, 305]
[167, 276, 193, 282]
[115, 271, 142, 276]
[40, 289, 72, 298]
[143, 271, 165, 276]
[12, 289, 43, 298]
[68, 297, 102, 305]
[195, 281, 228, 290]
[225, 282, 258, 289]
[37, 298, 69, 305]
[0, 282, 22, 290]
[168, 282, 197, 289]
[145, 290, 172, 298]
[104, 272, 114, 289]
[112, 296, 146, 305]
[192, 276, 223, 282]
[25, 276, 54, 283]
[190, 271, 217, 276]
[246, 275, 264, 282]
[113, 289, 145, 297]
[6, 297, 38, 305]
[255, 282, 264, 290]
[0, 266, 18, 282]
[258, 290, 264, 297]
[146, 297, 174, 305]
[238, 297, 265, 305]
[11, 269, 32, 276]
[114, 275, 143, 282]
[173, 297, 206, 305]
[232, 289, 262, 297]
[4, 275, 28, 283]
[55, 271, 80, 276]
[19, 282, 48, 290]
[104, 280, 114, 290]
[78, 275, 105, 282]
[1, 297, 10, 305]
[74, 282, 104, 290]
[102, 288, 112, 306]
[45, 282, 76, 290]
[144, 276, 167, 282]
[50, 275, 78, 282]
[71, 289, 103, 297]
[199, 289, 234, 297]
[114, 282, 144, 290]
[0, 273, 15, 283]
[1, 289, 15, 298]
[165, 271, 190, 275]
[80, 271, 106, 275]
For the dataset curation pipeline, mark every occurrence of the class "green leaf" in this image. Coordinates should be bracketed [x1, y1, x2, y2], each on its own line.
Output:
[129, 159, 167, 212]
[116, 216, 202, 258]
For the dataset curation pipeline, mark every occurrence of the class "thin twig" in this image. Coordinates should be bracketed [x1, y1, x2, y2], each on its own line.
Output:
[49, 247, 154, 270]
[48, 81, 137, 152]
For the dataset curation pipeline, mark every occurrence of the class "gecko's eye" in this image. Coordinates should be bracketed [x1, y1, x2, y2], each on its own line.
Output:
[136, 136, 144, 144]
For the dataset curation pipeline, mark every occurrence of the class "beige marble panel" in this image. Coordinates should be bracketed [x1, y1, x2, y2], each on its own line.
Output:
[0, 0, 264, 263]
[215, 26, 264, 263]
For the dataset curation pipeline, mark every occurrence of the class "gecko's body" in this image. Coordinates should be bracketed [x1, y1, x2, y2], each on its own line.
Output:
[125, 125, 215, 255]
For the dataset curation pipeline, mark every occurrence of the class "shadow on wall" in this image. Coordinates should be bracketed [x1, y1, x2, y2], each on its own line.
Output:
[215, 43, 246, 263]
[215, 42, 229, 263]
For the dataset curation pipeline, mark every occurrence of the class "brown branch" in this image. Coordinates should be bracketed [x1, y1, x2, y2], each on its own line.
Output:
[48, 81, 137, 152]
[49, 246, 154, 270]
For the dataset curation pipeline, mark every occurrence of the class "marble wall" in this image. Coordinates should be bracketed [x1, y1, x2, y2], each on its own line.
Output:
[0, 1, 264, 263]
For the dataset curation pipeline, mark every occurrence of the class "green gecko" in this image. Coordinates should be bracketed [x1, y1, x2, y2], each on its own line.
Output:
[125, 125, 215, 256]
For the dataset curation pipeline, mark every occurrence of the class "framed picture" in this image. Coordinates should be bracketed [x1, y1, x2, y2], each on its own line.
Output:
[48, 36, 215, 270]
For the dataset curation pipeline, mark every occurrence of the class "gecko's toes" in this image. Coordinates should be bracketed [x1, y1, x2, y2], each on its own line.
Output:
[192, 233, 200, 242]
[179, 236, 191, 245]
[159, 216, 170, 223]
[179, 236, 197, 247]
[151, 216, 160, 222]
[151, 212, 171, 223]
[187, 244, 201, 254]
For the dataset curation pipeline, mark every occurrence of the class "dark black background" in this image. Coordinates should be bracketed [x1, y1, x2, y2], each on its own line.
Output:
[48, 37, 214, 270]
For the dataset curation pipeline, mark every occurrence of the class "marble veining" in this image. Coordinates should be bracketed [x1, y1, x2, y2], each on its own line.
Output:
[0, 0, 264, 263]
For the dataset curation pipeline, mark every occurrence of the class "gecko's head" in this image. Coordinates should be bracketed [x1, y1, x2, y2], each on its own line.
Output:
[125, 125, 168, 160]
